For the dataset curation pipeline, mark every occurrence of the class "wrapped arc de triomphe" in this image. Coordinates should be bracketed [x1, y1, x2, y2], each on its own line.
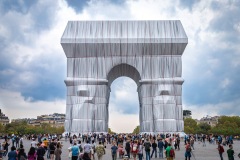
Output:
[61, 20, 188, 134]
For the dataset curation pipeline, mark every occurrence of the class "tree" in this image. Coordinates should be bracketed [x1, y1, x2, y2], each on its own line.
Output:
[108, 128, 115, 134]
[196, 123, 211, 134]
[184, 118, 197, 134]
[0, 124, 5, 135]
[183, 110, 192, 116]
[132, 126, 140, 134]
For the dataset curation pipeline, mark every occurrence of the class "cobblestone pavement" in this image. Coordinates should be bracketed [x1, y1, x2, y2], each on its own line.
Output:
[1, 138, 240, 160]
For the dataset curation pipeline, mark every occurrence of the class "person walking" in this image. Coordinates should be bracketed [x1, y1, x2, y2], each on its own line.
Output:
[144, 138, 151, 160]
[227, 144, 234, 160]
[95, 141, 105, 160]
[217, 141, 224, 160]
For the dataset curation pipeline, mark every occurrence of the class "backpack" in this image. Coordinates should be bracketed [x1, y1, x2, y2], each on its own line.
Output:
[145, 142, 151, 151]
[219, 145, 224, 153]
[169, 148, 175, 157]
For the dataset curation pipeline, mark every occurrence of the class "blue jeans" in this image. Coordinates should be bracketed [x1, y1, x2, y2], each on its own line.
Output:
[145, 151, 151, 160]
[138, 153, 143, 160]
[159, 148, 163, 158]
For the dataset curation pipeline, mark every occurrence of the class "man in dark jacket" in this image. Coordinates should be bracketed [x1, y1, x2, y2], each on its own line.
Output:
[37, 143, 46, 160]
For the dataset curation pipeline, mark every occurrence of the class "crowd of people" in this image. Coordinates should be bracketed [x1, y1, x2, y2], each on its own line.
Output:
[0, 133, 239, 160]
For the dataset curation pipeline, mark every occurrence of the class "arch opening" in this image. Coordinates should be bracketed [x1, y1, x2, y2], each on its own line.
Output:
[108, 77, 139, 133]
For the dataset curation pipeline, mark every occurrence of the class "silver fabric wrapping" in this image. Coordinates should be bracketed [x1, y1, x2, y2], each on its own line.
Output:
[61, 20, 188, 134]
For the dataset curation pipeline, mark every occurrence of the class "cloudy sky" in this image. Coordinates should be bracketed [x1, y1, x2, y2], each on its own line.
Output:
[0, 0, 239, 133]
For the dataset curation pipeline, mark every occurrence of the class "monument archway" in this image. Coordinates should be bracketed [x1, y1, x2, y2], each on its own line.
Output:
[61, 20, 188, 134]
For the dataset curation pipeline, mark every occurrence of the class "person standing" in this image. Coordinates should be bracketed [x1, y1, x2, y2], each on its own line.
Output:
[227, 144, 234, 160]
[111, 142, 118, 160]
[54, 144, 62, 160]
[95, 141, 105, 160]
[131, 140, 138, 160]
[49, 139, 56, 160]
[37, 143, 46, 160]
[83, 141, 92, 158]
[165, 143, 175, 160]
[190, 137, 195, 151]
[125, 139, 131, 158]
[185, 141, 191, 160]
[144, 138, 151, 160]
[150, 140, 157, 158]
[27, 147, 37, 160]
[7, 146, 17, 160]
[217, 141, 224, 160]
[70, 143, 80, 160]
[137, 141, 143, 160]
[158, 139, 164, 159]
[17, 144, 27, 160]
[3, 140, 9, 157]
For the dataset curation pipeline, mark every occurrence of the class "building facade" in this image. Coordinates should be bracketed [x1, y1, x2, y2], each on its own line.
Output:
[0, 109, 9, 126]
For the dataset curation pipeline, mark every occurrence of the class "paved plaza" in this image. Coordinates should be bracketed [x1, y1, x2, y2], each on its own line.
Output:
[1, 138, 240, 160]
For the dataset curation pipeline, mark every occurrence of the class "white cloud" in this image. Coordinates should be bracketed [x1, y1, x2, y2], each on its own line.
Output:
[0, 88, 66, 120]
[185, 99, 240, 120]
[109, 110, 139, 133]
[220, 78, 230, 89]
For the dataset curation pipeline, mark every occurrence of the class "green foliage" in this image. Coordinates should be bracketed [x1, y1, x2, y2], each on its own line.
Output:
[132, 126, 140, 134]
[184, 118, 197, 134]
[108, 128, 115, 134]
[196, 123, 211, 134]
[4, 122, 64, 135]
[210, 116, 240, 136]
[183, 116, 240, 135]
[0, 123, 5, 135]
